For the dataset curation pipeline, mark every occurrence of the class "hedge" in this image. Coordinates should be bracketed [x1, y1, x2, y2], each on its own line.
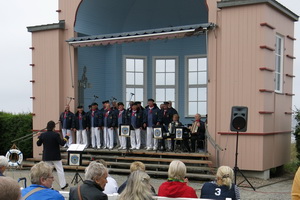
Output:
[294, 108, 300, 165]
[0, 112, 33, 159]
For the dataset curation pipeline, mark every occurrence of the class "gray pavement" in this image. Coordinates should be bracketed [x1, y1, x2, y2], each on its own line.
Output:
[5, 169, 292, 199]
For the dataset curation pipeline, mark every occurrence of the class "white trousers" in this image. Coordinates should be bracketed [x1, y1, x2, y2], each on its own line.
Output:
[146, 127, 158, 148]
[62, 129, 72, 146]
[76, 129, 87, 145]
[117, 128, 127, 148]
[45, 160, 66, 188]
[104, 127, 114, 148]
[91, 127, 101, 148]
[130, 129, 141, 149]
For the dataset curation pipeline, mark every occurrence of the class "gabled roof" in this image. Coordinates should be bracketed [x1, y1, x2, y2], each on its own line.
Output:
[218, 0, 298, 21]
[67, 23, 215, 48]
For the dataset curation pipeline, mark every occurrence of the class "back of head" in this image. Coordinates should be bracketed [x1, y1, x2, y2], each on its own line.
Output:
[85, 161, 107, 181]
[46, 121, 56, 131]
[168, 160, 186, 181]
[30, 161, 53, 185]
[119, 170, 152, 200]
[0, 177, 21, 200]
[130, 161, 145, 173]
[0, 156, 9, 168]
[216, 166, 234, 189]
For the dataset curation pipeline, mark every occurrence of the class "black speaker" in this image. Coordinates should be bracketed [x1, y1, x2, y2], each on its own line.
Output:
[230, 106, 248, 132]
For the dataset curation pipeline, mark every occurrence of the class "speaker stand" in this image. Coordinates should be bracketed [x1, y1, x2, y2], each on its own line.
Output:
[234, 131, 255, 191]
[71, 167, 84, 185]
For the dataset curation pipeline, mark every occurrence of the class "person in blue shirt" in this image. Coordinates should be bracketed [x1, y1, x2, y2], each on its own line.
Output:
[200, 166, 240, 200]
[21, 161, 64, 200]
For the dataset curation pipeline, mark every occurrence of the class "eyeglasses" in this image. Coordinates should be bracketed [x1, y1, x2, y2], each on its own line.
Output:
[47, 176, 54, 180]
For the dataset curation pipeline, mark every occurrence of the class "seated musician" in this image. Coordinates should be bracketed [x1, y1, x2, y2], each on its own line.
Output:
[189, 114, 206, 152]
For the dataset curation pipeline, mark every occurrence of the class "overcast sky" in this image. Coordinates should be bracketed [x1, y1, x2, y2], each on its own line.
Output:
[0, 0, 299, 113]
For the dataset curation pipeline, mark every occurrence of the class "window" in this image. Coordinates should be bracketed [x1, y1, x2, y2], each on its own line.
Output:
[187, 57, 207, 116]
[154, 58, 177, 108]
[125, 57, 146, 106]
[275, 34, 284, 93]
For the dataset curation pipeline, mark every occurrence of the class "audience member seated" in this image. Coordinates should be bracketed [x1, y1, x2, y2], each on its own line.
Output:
[118, 161, 156, 194]
[0, 176, 21, 200]
[69, 161, 108, 200]
[21, 161, 64, 200]
[119, 170, 153, 200]
[292, 166, 300, 199]
[200, 166, 240, 200]
[96, 159, 118, 194]
[158, 160, 197, 198]
[0, 155, 9, 176]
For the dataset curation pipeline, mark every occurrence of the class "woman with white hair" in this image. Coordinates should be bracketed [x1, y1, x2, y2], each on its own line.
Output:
[0, 156, 9, 176]
[158, 160, 197, 198]
[200, 166, 240, 200]
[119, 170, 153, 200]
[69, 161, 108, 200]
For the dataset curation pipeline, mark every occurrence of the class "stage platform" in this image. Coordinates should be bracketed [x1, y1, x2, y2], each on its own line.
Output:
[24, 147, 215, 180]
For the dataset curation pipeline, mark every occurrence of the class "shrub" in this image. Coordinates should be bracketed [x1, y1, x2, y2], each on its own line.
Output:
[294, 109, 300, 165]
[0, 112, 33, 159]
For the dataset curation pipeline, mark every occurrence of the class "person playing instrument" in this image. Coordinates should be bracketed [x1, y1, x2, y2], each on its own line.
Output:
[102, 101, 117, 150]
[89, 102, 102, 149]
[37, 121, 69, 190]
[117, 102, 127, 150]
[190, 113, 206, 152]
[160, 102, 172, 151]
[200, 166, 240, 200]
[143, 99, 162, 151]
[126, 102, 143, 150]
[59, 105, 74, 147]
[21, 161, 64, 199]
[73, 105, 90, 146]
[167, 114, 182, 151]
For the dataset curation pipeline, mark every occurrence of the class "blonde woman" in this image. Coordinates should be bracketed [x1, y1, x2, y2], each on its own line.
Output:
[158, 160, 197, 198]
[119, 170, 153, 200]
[200, 166, 240, 200]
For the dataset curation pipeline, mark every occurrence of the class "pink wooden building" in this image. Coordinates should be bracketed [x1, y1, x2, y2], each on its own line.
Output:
[27, 0, 298, 178]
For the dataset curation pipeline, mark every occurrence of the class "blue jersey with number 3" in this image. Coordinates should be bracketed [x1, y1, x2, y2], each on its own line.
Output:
[200, 182, 237, 200]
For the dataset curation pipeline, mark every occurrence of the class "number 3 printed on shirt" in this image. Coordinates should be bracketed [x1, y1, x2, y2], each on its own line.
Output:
[215, 188, 221, 196]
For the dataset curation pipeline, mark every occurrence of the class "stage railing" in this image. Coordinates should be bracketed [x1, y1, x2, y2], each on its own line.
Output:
[205, 125, 223, 167]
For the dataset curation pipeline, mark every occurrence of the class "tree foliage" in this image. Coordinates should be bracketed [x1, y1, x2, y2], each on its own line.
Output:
[294, 108, 300, 163]
[0, 112, 33, 158]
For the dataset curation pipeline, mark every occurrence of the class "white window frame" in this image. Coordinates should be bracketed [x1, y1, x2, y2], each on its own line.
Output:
[123, 56, 147, 107]
[185, 55, 208, 117]
[275, 34, 284, 93]
[153, 56, 178, 109]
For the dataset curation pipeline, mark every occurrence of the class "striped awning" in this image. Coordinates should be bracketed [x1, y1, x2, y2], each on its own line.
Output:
[67, 23, 215, 48]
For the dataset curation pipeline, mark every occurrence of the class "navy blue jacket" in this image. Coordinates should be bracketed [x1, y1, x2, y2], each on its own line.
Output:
[73, 111, 90, 130]
[102, 109, 117, 128]
[200, 182, 238, 200]
[125, 109, 144, 129]
[88, 109, 102, 127]
[161, 109, 172, 127]
[59, 111, 74, 129]
[116, 109, 127, 126]
[143, 106, 162, 126]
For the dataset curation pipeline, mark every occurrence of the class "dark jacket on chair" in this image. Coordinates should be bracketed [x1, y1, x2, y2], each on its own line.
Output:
[69, 180, 108, 200]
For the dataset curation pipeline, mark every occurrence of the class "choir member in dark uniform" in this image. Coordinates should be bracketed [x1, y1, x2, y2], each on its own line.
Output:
[59, 105, 74, 147]
[89, 102, 102, 149]
[102, 101, 117, 150]
[73, 105, 90, 146]
[136, 101, 146, 149]
[117, 102, 127, 150]
[126, 102, 144, 150]
[159, 102, 172, 151]
[143, 99, 162, 151]
[37, 121, 69, 190]
[168, 101, 178, 119]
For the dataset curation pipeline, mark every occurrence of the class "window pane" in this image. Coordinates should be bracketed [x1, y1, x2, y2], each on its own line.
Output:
[189, 72, 197, 85]
[126, 59, 134, 71]
[189, 102, 197, 116]
[166, 88, 175, 101]
[135, 73, 144, 85]
[166, 60, 175, 72]
[156, 73, 165, 85]
[198, 102, 207, 115]
[198, 72, 207, 85]
[135, 59, 144, 72]
[198, 88, 207, 101]
[188, 59, 197, 71]
[156, 60, 165, 72]
[198, 58, 207, 71]
[156, 89, 165, 101]
[126, 72, 134, 85]
[166, 73, 175, 85]
[135, 88, 144, 101]
[189, 88, 197, 101]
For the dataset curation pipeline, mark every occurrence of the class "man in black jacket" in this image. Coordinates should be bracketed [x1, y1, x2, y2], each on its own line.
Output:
[37, 121, 69, 190]
[73, 105, 90, 146]
[126, 103, 143, 150]
[102, 101, 117, 150]
[59, 105, 74, 147]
